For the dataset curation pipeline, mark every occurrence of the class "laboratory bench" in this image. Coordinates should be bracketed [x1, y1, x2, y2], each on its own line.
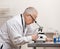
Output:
[28, 42, 60, 49]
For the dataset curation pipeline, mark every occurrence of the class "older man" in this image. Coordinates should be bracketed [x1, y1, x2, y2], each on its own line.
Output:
[0, 7, 38, 49]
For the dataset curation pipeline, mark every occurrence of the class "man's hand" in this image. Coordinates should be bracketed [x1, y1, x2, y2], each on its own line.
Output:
[32, 34, 38, 41]
[46, 38, 53, 42]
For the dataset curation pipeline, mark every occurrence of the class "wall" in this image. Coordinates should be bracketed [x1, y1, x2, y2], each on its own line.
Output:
[0, 0, 60, 31]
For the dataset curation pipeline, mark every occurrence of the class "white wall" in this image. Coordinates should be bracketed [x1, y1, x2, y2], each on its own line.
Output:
[39, 0, 60, 32]
[0, 0, 60, 31]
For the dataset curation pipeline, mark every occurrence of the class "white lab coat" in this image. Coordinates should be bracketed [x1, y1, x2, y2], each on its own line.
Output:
[0, 14, 38, 49]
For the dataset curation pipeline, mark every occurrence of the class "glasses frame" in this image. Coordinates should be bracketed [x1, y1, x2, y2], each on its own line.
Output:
[29, 15, 37, 23]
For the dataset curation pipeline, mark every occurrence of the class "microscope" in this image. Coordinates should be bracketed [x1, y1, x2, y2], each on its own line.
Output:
[29, 15, 47, 43]
[35, 21, 47, 43]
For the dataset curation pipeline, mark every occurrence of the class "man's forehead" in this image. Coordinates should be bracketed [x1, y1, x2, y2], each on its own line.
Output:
[31, 12, 37, 17]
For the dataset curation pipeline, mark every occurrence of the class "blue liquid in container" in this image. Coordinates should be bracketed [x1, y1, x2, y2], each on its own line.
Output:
[54, 38, 56, 43]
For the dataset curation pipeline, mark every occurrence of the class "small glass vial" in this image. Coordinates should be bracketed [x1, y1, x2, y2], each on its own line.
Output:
[58, 35, 60, 43]
[53, 33, 57, 43]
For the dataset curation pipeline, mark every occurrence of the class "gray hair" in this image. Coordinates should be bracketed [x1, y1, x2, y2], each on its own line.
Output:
[23, 7, 37, 15]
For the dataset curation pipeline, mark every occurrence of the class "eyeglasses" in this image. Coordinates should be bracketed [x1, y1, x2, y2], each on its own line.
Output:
[29, 15, 37, 23]
[29, 14, 43, 32]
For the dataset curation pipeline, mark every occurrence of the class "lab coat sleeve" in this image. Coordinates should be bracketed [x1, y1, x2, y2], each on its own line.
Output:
[7, 22, 32, 46]
[0, 23, 9, 42]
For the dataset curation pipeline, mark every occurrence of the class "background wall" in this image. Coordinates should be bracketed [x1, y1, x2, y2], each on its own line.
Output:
[0, 0, 60, 31]
[0, 0, 60, 49]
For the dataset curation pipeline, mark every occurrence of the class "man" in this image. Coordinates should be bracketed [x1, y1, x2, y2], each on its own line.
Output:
[0, 7, 38, 49]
